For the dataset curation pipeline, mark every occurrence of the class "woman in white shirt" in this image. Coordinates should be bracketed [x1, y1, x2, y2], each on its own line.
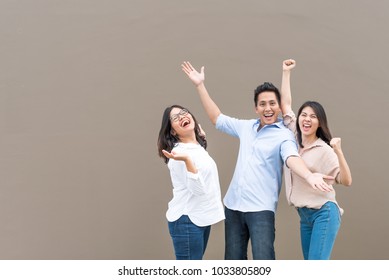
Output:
[157, 105, 225, 260]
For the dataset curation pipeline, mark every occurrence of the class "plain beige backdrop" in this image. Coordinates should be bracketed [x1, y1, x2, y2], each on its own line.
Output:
[0, 0, 388, 259]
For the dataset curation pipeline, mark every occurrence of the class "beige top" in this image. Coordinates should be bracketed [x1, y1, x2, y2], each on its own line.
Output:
[283, 111, 343, 214]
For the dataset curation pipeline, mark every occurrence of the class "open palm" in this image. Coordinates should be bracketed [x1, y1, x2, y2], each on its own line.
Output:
[162, 149, 189, 162]
[181, 61, 205, 86]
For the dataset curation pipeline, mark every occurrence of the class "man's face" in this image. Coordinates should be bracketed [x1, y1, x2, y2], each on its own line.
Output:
[255, 91, 281, 127]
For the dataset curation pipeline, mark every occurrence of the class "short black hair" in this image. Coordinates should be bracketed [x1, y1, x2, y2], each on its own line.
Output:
[254, 82, 281, 106]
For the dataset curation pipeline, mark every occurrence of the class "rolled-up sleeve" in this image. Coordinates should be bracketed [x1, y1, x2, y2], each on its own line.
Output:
[169, 160, 208, 196]
[280, 134, 300, 164]
[283, 111, 297, 137]
[216, 114, 241, 138]
[186, 170, 209, 196]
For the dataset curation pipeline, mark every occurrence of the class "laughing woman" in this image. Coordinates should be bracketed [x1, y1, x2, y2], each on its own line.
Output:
[280, 59, 352, 260]
[157, 105, 225, 260]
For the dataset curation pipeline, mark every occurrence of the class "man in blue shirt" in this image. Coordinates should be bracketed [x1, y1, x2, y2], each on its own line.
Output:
[181, 61, 334, 260]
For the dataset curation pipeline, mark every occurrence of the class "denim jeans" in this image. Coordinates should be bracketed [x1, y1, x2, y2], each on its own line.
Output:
[297, 201, 341, 260]
[224, 207, 275, 260]
[168, 215, 211, 260]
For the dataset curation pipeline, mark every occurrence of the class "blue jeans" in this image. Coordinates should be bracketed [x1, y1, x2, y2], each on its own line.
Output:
[297, 201, 341, 260]
[168, 215, 211, 260]
[224, 207, 275, 260]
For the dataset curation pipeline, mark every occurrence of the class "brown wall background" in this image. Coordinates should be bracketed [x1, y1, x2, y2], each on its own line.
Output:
[0, 0, 388, 259]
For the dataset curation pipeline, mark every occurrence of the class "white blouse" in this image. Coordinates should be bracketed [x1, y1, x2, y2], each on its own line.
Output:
[165, 142, 225, 226]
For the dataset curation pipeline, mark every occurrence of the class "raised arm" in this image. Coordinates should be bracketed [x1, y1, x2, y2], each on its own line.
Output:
[181, 61, 221, 125]
[330, 138, 353, 186]
[280, 59, 296, 116]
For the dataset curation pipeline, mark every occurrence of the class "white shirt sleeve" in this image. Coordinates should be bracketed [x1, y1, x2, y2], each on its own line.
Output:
[168, 158, 208, 196]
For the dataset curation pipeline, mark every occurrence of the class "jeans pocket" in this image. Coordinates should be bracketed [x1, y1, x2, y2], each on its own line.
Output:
[169, 215, 189, 236]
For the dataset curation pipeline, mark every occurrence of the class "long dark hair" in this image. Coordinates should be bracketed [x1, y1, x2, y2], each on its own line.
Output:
[296, 101, 332, 148]
[157, 105, 207, 164]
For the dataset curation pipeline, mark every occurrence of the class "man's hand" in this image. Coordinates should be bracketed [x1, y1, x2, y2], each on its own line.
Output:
[305, 173, 335, 192]
[182, 61, 205, 86]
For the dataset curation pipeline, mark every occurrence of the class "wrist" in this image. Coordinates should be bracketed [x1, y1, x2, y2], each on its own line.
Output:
[195, 81, 205, 88]
[304, 172, 313, 180]
[333, 148, 342, 154]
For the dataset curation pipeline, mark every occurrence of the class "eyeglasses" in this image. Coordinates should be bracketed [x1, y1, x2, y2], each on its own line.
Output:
[170, 108, 189, 122]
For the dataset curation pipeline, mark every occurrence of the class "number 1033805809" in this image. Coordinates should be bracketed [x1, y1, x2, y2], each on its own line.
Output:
[211, 266, 271, 276]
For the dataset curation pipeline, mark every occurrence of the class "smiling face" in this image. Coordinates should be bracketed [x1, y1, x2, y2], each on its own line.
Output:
[298, 106, 320, 137]
[170, 107, 195, 138]
[255, 91, 281, 127]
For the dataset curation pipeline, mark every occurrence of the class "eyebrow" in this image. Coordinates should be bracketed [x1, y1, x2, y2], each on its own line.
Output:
[301, 111, 316, 116]
[259, 100, 277, 103]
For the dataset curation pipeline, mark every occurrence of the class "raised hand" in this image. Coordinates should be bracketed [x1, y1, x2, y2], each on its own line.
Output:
[330, 137, 342, 151]
[330, 137, 352, 186]
[281, 59, 295, 115]
[181, 61, 205, 86]
[283, 59, 296, 71]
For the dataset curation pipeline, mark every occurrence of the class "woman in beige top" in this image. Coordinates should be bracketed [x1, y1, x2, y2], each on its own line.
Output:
[280, 59, 352, 260]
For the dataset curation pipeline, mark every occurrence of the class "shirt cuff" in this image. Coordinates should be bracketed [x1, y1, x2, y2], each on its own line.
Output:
[215, 113, 225, 130]
[283, 110, 296, 126]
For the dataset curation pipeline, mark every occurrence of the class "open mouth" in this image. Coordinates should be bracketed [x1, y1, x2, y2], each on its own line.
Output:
[302, 123, 311, 131]
[180, 119, 191, 127]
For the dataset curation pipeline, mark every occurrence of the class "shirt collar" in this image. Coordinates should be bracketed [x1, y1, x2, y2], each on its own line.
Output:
[302, 138, 326, 150]
[311, 138, 326, 147]
[176, 142, 201, 149]
[254, 118, 284, 130]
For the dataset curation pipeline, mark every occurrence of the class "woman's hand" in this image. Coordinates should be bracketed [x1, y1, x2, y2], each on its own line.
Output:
[330, 137, 342, 151]
[283, 59, 296, 71]
[198, 124, 206, 139]
[162, 149, 198, 173]
[162, 149, 189, 162]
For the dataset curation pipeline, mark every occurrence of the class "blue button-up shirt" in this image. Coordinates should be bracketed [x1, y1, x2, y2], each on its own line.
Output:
[216, 114, 299, 212]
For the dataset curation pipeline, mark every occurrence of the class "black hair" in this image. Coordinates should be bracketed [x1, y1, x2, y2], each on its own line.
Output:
[254, 82, 281, 106]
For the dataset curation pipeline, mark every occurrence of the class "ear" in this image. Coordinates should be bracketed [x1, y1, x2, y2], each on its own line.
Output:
[171, 129, 177, 136]
[255, 105, 259, 114]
